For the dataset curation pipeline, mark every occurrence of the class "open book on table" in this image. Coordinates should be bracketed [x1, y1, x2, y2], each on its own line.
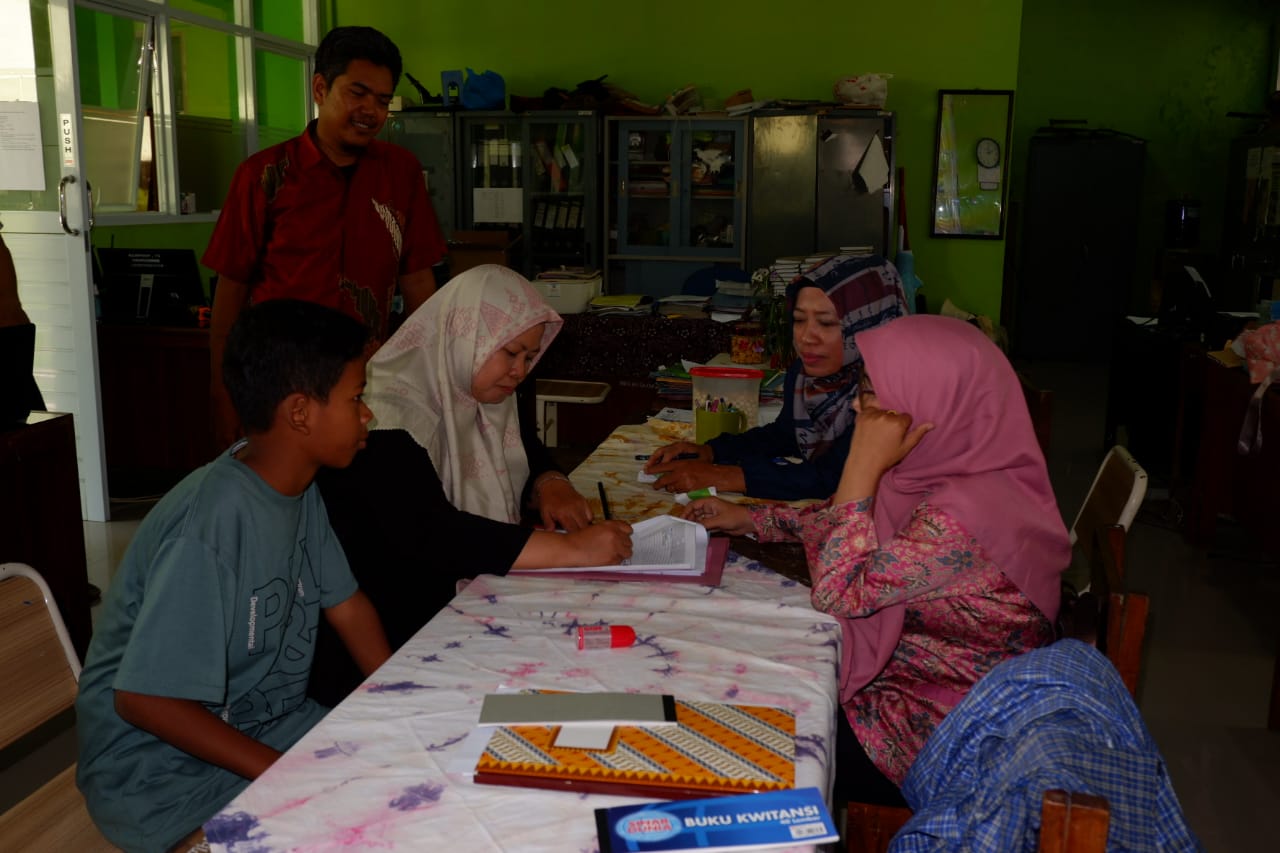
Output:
[532, 515, 708, 576]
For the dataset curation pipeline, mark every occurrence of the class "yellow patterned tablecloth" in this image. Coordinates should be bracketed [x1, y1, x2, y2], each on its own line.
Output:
[568, 420, 817, 523]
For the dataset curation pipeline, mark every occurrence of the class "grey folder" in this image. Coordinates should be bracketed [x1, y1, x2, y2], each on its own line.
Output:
[477, 692, 676, 726]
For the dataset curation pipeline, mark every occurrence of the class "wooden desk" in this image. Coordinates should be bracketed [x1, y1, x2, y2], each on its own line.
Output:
[97, 323, 216, 496]
[1176, 350, 1280, 550]
[1173, 349, 1280, 730]
[0, 412, 92, 660]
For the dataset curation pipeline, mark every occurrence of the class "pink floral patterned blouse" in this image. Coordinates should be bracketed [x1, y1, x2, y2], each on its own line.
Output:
[751, 496, 1055, 784]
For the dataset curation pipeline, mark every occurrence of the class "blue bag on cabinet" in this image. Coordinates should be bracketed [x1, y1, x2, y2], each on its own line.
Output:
[461, 68, 506, 110]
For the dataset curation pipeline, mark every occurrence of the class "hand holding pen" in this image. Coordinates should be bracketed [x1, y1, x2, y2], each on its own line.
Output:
[642, 442, 713, 473]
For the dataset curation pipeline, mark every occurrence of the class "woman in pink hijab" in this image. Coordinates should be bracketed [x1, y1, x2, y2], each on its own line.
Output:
[682, 314, 1070, 803]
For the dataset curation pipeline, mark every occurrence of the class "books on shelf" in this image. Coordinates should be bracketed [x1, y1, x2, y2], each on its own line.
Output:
[474, 697, 796, 799]
[595, 787, 838, 852]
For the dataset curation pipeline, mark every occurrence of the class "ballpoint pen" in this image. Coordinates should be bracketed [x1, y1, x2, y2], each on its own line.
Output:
[597, 481, 612, 520]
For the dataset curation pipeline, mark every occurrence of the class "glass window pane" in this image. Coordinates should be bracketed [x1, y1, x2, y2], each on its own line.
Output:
[254, 50, 306, 151]
[168, 0, 235, 25]
[170, 22, 244, 214]
[253, 1, 306, 42]
[75, 7, 150, 212]
[0, 0, 58, 212]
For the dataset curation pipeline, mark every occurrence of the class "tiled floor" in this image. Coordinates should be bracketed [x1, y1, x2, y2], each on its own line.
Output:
[3, 360, 1276, 850]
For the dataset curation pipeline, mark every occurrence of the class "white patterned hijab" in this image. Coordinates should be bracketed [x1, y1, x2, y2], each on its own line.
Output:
[364, 265, 562, 522]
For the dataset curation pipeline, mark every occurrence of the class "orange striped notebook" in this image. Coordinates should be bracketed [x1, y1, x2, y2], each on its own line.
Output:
[473, 699, 795, 799]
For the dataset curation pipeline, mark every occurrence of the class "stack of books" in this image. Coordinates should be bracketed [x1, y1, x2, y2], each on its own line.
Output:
[767, 251, 871, 295]
[709, 279, 755, 319]
[652, 363, 694, 405]
[588, 293, 652, 316]
[655, 294, 710, 318]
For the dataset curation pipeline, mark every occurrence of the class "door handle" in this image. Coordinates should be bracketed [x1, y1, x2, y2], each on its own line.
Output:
[87, 180, 95, 229]
[58, 175, 80, 236]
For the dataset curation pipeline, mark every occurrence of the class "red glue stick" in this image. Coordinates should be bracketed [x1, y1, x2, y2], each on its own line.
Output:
[576, 624, 637, 650]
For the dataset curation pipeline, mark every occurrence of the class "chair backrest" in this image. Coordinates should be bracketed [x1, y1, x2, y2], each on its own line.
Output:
[1061, 524, 1150, 699]
[1017, 371, 1053, 460]
[1038, 790, 1110, 853]
[0, 562, 82, 752]
[1091, 524, 1149, 699]
[1069, 446, 1148, 551]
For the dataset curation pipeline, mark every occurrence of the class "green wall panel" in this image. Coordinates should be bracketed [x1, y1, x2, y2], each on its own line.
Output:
[1013, 0, 1274, 314]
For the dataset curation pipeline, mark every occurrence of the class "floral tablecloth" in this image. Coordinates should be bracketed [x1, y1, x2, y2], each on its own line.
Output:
[205, 420, 838, 852]
[205, 557, 840, 852]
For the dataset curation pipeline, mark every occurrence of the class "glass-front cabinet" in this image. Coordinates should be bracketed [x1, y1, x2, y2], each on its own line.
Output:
[609, 117, 747, 261]
[457, 111, 599, 277]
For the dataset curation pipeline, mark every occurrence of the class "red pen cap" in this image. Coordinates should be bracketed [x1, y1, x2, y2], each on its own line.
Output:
[608, 625, 636, 647]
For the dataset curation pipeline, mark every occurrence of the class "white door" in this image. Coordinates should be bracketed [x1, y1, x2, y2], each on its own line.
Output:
[1, 0, 108, 521]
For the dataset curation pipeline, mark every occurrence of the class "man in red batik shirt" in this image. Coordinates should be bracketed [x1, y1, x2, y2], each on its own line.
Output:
[203, 26, 446, 449]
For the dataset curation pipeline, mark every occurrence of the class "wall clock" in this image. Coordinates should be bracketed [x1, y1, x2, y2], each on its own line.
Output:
[976, 137, 1002, 191]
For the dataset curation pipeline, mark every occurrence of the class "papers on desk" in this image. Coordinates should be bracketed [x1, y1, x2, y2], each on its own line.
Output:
[653, 407, 694, 423]
[539, 516, 708, 576]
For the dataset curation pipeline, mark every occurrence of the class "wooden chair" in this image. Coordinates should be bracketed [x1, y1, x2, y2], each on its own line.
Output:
[1039, 790, 1110, 853]
[1069, 446, 1148, 564]
[1018, 371, 1054, 459]
[846, 791, 1111, 853]
[845, 524, 1151, 852]
[0, 563, 117, 852]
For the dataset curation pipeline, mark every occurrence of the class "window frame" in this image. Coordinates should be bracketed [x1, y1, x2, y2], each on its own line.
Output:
[77, 0, 318, 224]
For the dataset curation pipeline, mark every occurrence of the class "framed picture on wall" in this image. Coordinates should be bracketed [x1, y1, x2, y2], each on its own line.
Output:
[931, 89, 1014, 239]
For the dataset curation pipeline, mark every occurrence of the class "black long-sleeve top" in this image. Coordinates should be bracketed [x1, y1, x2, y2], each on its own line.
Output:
[307, 411, 558, 705]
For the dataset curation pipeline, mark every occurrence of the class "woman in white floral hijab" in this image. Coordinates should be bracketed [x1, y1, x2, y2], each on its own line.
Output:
[311, 265, 632, 706]
[366, 263, 587, 526]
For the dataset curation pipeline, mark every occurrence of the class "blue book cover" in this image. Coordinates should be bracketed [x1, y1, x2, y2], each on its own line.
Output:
[595, 787, 838, 852]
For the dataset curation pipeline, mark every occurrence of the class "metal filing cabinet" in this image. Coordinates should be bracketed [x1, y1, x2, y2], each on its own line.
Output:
[747, 110, 895, 272]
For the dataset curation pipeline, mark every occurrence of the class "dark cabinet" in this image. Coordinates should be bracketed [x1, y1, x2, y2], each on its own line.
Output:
[457, 111, 601, 278]
[381, 111, 460, 241]
[1221, 129, 1280, 312]
[748, 110, 895, 272]
[0, 412, 93, 660]
[97, 323, 215, 497]
[1011, 129, 1146, 361]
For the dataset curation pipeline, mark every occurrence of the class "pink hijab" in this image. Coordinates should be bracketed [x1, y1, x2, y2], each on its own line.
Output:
[838, 314, 1069, 704]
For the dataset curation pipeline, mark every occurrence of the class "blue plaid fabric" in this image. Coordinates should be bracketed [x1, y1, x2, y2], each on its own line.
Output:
[890, 639, 1202, 852]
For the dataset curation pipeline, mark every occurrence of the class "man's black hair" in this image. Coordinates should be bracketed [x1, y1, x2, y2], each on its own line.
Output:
[314, 26, 403, 89]
[223, 299, 369, 434]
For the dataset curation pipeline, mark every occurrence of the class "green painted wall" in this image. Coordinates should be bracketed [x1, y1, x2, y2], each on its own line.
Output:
[1012, 0, 1275, 313]
[336, 0, 1026, 319]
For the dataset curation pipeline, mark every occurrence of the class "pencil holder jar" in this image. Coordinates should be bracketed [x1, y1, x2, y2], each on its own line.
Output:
[690, 366, 764, 443]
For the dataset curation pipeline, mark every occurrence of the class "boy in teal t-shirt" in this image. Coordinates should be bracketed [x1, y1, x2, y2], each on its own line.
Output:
[75, 300, 392, 851]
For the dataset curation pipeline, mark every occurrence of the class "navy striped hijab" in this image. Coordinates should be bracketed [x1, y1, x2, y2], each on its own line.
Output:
[785, 254, 909, 460]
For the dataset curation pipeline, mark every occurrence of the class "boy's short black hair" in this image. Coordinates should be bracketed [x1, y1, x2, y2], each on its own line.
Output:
[223, 299, 369, 434]
[314, 26, 402, 89]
